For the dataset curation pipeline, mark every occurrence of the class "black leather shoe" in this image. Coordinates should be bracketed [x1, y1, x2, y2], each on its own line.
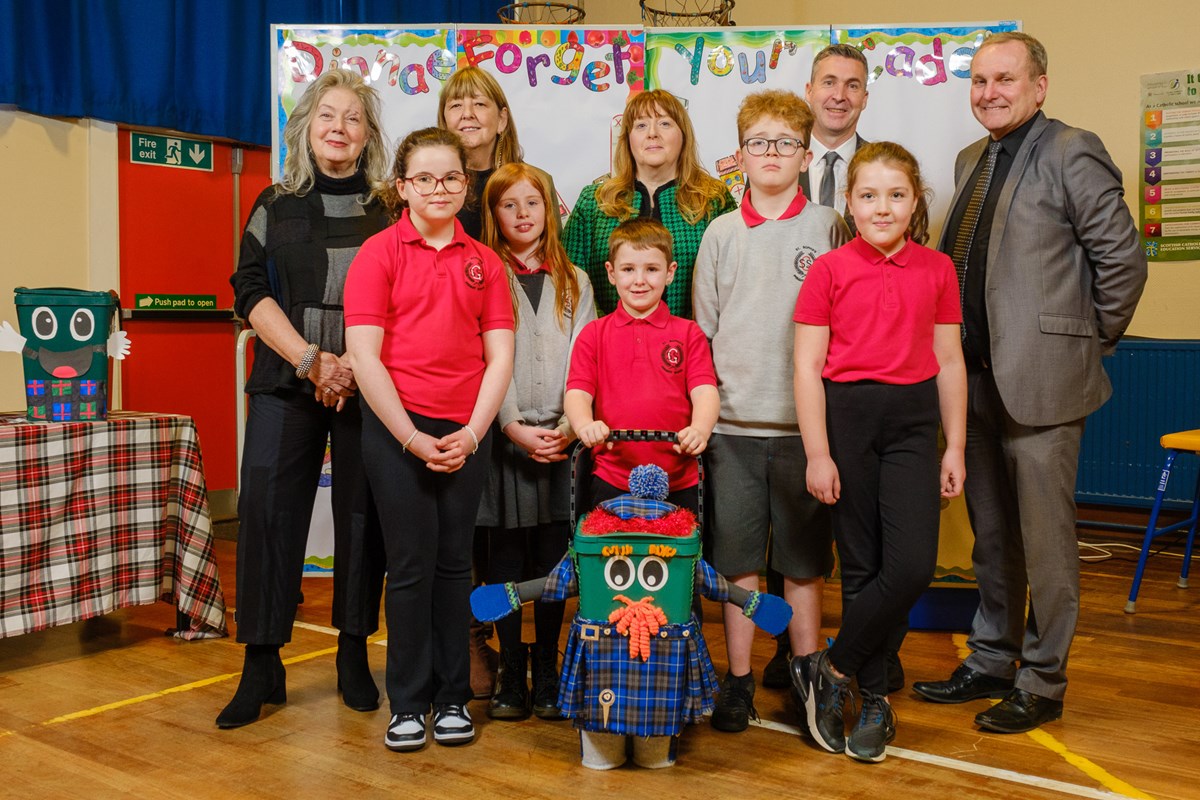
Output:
[975, 688, 1063, 733]
[912, 663, 1013, 704]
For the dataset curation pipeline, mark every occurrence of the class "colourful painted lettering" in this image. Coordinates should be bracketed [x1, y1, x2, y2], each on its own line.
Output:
[583, 60, 612, 92]
[551, 42, 584, 86]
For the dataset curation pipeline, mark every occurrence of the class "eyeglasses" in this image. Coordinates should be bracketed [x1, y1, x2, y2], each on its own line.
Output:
[741, 137, 806, 157]
[403, 172, 468, 196]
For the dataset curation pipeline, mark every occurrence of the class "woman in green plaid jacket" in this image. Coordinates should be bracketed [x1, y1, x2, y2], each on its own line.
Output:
[563, 90, 737, 320]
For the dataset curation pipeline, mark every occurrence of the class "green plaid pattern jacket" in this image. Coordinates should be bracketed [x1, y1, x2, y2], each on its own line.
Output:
[563, 180, 737, 320]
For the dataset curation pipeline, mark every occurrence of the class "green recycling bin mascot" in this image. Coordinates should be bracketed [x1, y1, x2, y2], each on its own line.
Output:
[1, 288, 130, 421]
[472, 464, 791, 769]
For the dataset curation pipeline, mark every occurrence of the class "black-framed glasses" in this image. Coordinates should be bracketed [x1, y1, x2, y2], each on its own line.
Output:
[403, 172, 468, 195]
[741, 137, 806, 157]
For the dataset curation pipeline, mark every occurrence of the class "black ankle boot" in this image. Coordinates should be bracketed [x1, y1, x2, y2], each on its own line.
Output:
[216, 645, 286, 729]
[530, 643, 562, 720]
[488, 644, 530, 721]
[336, 632, 380, 712]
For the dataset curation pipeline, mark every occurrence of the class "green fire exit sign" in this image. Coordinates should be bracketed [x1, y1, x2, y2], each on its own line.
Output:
[130, 132, 213, 172]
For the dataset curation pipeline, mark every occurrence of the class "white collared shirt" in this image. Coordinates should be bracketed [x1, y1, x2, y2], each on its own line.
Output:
[807, 136, 859, 215]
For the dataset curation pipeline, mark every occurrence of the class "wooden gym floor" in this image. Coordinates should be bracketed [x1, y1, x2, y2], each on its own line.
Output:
[0, 534, 1196, 799]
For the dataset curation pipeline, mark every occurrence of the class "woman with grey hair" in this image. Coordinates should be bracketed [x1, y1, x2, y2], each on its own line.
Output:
[220, 69, 389, 728]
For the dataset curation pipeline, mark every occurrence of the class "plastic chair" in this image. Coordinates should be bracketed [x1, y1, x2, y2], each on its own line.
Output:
[1125, 429, 1200, 613]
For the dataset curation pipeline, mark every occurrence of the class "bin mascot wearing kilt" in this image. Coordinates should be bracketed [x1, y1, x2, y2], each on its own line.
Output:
[472, 464, 791, 769]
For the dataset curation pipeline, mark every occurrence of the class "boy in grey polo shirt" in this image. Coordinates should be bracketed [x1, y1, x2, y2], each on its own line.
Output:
[693, 89, 848, 732]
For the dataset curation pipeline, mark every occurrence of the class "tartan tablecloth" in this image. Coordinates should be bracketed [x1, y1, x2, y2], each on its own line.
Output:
[0, 411, 227, 639]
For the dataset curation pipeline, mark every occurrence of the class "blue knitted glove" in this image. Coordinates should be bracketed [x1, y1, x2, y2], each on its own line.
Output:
[742, 591, 792, 636]
[470, 582, 521, 622]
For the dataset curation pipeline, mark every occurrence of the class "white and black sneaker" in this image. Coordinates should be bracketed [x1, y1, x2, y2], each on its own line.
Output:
[432, 703, 475, 745]
[384, 712, 427, 752]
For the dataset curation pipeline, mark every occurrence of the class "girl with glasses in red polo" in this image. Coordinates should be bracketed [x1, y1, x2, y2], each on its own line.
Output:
[344, 127, 515, 753]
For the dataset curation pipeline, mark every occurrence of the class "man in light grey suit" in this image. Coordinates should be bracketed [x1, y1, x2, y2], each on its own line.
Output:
[912, 32, 1146, 733]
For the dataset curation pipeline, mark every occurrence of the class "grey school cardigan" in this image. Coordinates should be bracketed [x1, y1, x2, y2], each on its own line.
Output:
[496, 266, 596, 432]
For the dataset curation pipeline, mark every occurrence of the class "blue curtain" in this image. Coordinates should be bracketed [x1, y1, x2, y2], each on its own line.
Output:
[0, 0, 499, 145]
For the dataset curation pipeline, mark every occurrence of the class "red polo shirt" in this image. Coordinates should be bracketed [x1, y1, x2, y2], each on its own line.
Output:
[344, 209, 514, 424]
[794, 235, 961, 384]
[567, 302, 716, 490]
[739, 186, 808, 227]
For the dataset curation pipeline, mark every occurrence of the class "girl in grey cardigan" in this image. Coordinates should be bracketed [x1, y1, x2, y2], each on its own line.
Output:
[477, 163, 596, 721]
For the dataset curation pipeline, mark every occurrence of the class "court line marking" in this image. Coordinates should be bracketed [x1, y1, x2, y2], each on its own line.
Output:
[948, 633, 1155, 799]
[0, 619, 1155, 800]
[753, 717, 1139, 800]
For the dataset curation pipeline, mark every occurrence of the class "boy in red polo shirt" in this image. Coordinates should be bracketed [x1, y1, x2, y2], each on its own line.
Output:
[565, 219, 718, 513]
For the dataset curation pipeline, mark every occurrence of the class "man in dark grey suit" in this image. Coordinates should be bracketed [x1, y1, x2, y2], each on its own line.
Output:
[912, 32, 1147, 733]
[800, 43, 869, 235]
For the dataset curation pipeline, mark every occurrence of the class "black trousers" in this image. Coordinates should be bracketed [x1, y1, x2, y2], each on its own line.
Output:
[362, 405, 491, 714]
[824, 379, 940, 695]
[235, 391, 385, 644]
[487, 521, 569, 648]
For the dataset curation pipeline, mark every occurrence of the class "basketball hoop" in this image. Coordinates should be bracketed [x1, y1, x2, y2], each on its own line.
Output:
[498, 2, 586, 24]
[639, 0, 734, 26]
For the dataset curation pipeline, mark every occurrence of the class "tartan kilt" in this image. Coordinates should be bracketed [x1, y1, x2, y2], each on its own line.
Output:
[558, 614, 719, 737]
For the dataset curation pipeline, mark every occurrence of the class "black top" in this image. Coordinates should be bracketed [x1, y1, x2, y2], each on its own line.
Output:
[231, 168, 389, 395]
[944, 111, 1041, 368]
[635, 178, 677, 221]
[457, 167, 495, 241]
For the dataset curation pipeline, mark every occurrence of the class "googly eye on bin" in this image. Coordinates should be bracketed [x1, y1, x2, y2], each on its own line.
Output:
[637, 556, 669, 592]
[70, 309, 95, 342]
[604, 555, 635, 592]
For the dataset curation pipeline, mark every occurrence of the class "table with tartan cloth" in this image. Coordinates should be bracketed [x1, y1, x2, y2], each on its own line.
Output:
[0, 411, 227, 639]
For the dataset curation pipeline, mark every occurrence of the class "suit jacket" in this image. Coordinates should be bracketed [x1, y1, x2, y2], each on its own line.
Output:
[800, 133, 865, 236]
[938, 114, 1147, 428]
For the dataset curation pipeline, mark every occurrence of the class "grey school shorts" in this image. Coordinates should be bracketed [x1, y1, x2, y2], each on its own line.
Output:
[705, 432, 833, 579]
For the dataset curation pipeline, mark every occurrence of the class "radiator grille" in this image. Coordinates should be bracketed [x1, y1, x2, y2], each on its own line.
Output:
[1076, 338, 1200, 509]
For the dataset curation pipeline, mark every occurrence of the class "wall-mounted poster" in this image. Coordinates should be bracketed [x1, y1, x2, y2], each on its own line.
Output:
[271, 26, 456, 180]
[1140, 69, 1200, 262]
[457, 26, 645, 217]
[646, 27, 828, 205]
[832, 21, 1019, 244]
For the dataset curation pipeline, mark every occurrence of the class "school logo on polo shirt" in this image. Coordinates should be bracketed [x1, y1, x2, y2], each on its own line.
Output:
[793, 246, 817, 282]
[464, 256, 485, 290]
[660, 340, 684, 374]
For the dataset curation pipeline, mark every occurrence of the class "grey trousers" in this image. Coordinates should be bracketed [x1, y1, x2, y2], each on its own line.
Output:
[962, 369, 1084, 701]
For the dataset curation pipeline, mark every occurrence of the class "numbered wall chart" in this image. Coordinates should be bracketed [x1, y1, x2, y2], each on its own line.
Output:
[1141, 69, 1200, 261]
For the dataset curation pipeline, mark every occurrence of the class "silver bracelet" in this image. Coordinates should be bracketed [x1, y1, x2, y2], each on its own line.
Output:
[294, 342, 319, 379]
[462, 425, 479, 455]
[401, 430, 419, 453]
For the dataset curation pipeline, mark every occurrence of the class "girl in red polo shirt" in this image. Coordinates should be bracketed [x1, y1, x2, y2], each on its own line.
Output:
[791, 142, 967, 763]
[475, 162, 596, 721]
[344, 127, 515, 753]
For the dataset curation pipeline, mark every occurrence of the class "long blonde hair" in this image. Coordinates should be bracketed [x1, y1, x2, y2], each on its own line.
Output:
[595, 89, 728, 224]
[482, 163, 580, 332]
[279, 70, 388, 199]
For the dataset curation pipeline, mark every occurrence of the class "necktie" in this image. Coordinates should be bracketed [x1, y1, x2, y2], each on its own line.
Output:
[951, 140, 1002, 325]
[819, 150, 840, 208]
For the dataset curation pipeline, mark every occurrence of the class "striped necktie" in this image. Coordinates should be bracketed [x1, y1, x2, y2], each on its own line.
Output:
[952, 140, 1002, 320]
[819, 150, 840, 208]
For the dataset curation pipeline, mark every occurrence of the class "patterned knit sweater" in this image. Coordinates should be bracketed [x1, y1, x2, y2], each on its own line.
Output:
[231, 170, 389, 395]
[562, 181, 736, 319]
